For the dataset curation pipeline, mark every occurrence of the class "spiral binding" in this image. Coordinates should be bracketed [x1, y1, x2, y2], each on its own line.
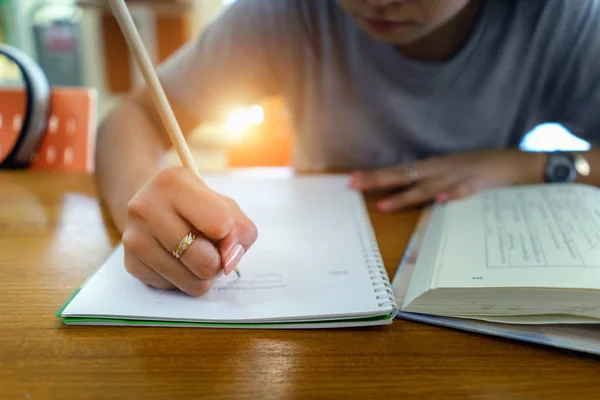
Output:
[355, 197, 399, 318]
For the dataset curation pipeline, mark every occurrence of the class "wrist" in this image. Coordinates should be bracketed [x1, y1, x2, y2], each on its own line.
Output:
[97, 164, 158, 235]
[519, 151, 546, 184]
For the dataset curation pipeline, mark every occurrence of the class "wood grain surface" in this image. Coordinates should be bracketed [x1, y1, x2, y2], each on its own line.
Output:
[1, 171, 599, 400]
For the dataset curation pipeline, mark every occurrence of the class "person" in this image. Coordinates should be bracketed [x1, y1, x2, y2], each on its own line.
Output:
[95, 0, 600, 296]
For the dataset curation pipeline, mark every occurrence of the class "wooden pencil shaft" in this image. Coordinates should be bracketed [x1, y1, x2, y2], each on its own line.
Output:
[107, 0, 241, 277]
[107, 0, 200, 176]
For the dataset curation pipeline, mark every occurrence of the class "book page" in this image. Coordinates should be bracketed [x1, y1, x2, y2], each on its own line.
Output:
[453, 314, 600, 325]
[433, 183, 600, 290]
[402, 208, 445, 307]
[61, 174, 393, 323]
[393, 212, 600, 357]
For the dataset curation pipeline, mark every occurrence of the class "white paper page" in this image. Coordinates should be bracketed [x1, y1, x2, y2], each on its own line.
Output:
[452, 314, 600, 325]
[393, 211, 600, 357]
[434, 183, 600, 290]
[403, 208, 445, 307]
[62, 175, 393, 323]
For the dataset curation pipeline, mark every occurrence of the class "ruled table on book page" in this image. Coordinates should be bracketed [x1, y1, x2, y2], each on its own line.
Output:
[434, 184, 600, 289]
[483, 184, 600, 269]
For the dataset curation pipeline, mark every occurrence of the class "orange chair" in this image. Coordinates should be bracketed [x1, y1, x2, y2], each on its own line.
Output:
[0, 86, 97, 172]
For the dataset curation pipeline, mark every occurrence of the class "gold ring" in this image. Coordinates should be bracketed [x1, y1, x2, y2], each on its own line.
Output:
[172, 231, 196, 259]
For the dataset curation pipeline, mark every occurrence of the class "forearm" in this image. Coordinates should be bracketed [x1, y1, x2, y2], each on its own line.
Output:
[95, 94, 168, 234]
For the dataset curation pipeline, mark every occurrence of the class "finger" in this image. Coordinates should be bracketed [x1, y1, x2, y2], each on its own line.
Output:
[173, 189, 235, 241]
[149, 195, 254, 279]
[151, 167, 235, 241]
[446, 180, 478, 201]
[377, 175, 461, 212]
[350, 166, 414, 191]
[124, 250, 176, 290]
[128, 179, 228, 279]
[219, 197, 259, 275]
[122, 220, 215, 296]
[142, 236, 214, 297]
[377, 185, 435, 212]
[142, 204, 224, 280]
[435, 192, 450, 204]
[180, 236, 224, 280]
[350, 161, 436, 191]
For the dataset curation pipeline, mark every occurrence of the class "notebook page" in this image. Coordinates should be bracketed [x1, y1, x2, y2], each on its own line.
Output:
[433, 183, 600, 290]
[61, 174, 393, 323]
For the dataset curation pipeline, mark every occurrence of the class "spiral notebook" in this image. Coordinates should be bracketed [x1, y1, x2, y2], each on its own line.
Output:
[57, 173, 398, 328]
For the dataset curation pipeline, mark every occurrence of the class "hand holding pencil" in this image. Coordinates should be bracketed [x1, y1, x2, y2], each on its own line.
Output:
[108, 0, 256, 295]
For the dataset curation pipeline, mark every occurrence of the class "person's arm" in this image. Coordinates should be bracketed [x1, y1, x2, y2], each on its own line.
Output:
[93, 0, 291, 295]
[95, 86, 200, 234]
[95, 0, 283, 230]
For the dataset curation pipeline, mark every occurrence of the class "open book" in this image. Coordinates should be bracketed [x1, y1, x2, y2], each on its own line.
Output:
[57, 173, 398, 328]
[398, 183, 600, 325]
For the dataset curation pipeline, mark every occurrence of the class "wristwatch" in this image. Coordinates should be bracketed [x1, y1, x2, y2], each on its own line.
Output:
[543, 151, 591, 183]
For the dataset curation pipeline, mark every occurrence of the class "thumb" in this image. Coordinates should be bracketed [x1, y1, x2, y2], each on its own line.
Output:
[218, 216, 258, 276]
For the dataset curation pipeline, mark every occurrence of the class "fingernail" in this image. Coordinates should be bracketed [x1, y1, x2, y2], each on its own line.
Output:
[224, 244, 244, 276]
[377, 201, 392, 212]
[350, 172, 362, 187]
[437, 193, 449, 204]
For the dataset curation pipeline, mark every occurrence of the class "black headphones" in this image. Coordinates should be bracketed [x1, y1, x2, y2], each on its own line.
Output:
[0, 43, 51, 169]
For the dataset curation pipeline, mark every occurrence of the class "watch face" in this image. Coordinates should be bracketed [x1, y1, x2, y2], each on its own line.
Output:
[553, 164, 573, 182]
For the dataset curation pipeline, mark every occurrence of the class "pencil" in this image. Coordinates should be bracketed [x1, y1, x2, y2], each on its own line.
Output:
[108, 0, 241, 279]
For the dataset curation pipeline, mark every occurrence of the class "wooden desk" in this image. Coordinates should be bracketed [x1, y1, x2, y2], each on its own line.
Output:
[2, 171, 599, 399]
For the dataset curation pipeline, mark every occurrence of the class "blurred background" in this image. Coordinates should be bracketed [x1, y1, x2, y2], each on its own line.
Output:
[0, 0, 590, 172]
[0, 0, 293, 171]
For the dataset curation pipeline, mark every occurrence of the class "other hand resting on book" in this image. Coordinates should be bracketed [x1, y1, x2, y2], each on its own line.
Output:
[349, 149, 545, 212]
[121, 166, 258, 296]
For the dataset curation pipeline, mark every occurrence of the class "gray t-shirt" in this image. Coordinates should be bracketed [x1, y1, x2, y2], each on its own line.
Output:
[159, 0, 600, 171]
